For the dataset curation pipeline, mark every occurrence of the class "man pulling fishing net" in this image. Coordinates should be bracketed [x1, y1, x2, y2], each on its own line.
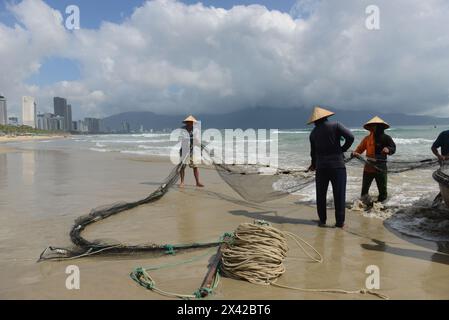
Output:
[179, 115, 204, 188]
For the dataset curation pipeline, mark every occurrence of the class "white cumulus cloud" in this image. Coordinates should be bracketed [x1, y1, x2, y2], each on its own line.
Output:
[1, 0, 449, 120]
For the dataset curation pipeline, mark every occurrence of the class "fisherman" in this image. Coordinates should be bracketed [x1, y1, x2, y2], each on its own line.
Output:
[308, 106, 354, 228]
[352, 116, 396, 203]
[430, 129, 449, 205]
[179, 115, 204, 188]
[431, 129, 449, 162]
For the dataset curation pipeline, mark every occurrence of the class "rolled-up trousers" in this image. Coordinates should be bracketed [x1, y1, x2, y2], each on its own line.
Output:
[315, 167, 347, 226]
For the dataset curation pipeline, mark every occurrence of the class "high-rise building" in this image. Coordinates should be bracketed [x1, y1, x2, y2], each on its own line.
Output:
[67, 104, 72, 131]
[84, 117, 100, 134]
[49, 115, 65, 131]
[77, 120, 88, 133]
[37, 113, 66, 131]
[36, 113, 47, 131]
[53, 97, 66, 116]
[8, 117, 18, 126]
[53, 97, 73, 132]
[122, 121, 131, 133]
[0, 95, 7, 125]
[99, 119, 106, 133]
[22, 96, 37, 128]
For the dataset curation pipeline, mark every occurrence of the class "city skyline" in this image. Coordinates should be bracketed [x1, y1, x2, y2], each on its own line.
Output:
[0, 92, 104, 134]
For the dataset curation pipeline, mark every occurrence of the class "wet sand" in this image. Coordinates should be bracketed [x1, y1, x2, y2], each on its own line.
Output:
[0, 144, 448, 299]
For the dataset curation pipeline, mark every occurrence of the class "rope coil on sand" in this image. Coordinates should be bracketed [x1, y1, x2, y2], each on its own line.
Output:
[220, 221, 388, 300]
[131, 221, 389, 300]
[220, 222, 322, 285]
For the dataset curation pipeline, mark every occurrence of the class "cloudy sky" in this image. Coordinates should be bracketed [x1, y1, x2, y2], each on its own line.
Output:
[1, 0, 448, 120]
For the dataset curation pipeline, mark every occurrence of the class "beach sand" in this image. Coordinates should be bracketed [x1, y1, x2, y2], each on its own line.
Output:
[0, 135, 68, 144]
[0, 145, 448, 300]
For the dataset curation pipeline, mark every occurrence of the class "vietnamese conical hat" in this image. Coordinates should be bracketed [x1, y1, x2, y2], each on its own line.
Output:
[363, 116, 390, 130]
[307, 106, 335, 124]
[183, 115, 198, 123]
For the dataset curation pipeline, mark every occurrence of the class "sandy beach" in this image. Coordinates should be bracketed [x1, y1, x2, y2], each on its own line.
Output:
[0, 143, 448, 300]
[0, 135, 68, 144]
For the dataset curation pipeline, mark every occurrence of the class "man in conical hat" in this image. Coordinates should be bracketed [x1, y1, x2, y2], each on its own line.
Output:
[308, 106, 354, 228]
[353, 116, 396, 203]
[180, 115, 204, 188]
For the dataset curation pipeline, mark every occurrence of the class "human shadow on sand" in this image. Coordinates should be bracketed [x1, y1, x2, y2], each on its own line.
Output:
[228, 210, 317, 226]
[361, 239, 449, 266]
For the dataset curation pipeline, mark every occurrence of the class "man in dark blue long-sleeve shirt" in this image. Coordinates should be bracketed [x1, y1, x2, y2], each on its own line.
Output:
[308, 106, 354, 228]
[432, 130, 449, 161]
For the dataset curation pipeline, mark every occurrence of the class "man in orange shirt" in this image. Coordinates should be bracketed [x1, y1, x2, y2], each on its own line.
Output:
[352, 116, 396, 203]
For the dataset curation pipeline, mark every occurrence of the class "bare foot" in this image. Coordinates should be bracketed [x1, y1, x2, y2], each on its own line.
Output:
[196, 183, 204, 187]
[179, 182, 185, 188]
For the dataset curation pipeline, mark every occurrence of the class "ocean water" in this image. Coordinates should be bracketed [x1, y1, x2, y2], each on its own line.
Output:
[67, 125, 442, 205]
[15, 125, 449, 241]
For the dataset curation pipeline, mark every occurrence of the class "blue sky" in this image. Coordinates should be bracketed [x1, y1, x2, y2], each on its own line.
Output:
[1, 0, 298, 29]
[1, 0, 298, 87]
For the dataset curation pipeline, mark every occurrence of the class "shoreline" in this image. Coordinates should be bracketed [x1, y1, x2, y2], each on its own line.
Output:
[0, 134, 69, 144]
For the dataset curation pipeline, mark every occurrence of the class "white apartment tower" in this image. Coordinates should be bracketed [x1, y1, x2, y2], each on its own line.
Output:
[0, 95, 7, 125]
[22, 96, 37, 128]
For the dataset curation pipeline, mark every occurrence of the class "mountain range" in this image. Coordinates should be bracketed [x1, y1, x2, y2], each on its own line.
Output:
[102, 107, 449, 131]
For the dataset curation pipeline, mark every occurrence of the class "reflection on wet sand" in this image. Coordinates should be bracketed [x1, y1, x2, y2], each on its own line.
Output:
[0, 153, 7, 191]
[228, 209, 316, 226]
[0, 153, 9, 213]
[21, 151, 35, 186]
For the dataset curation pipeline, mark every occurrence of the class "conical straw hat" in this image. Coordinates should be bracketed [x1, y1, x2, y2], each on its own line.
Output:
[363, 116, 390, 130]
[307, 106, 335, 124]
[183, 115, 198, 123]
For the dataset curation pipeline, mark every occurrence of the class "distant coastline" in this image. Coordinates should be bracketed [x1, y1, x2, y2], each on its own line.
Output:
[0, 134, 68, 144]
[0, 123, 69, 144]
[101, 107, 449, 132]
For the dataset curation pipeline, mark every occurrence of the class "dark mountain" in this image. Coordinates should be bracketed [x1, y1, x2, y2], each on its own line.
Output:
[102, 107, 449, 131]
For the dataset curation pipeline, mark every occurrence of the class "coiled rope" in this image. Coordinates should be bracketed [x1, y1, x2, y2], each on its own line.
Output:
[220, 221, 388, 300]
[220, 222, 322, 285]
[131, 221, 389, 300]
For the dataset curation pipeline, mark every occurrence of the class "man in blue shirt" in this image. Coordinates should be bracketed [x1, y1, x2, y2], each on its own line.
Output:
[432, 130, 449, 161]
[431, 130, 449, 206]
[308, 106, 354, 228]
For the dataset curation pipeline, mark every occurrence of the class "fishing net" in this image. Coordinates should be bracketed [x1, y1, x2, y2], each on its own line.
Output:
[211, 151, 440, 203]
[351, 154, 439, 173]
[213, 163, 315, 203]
[433, 163, 449, 187]
[38, 144, 442, 261]
[39, 155, 220, 261]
